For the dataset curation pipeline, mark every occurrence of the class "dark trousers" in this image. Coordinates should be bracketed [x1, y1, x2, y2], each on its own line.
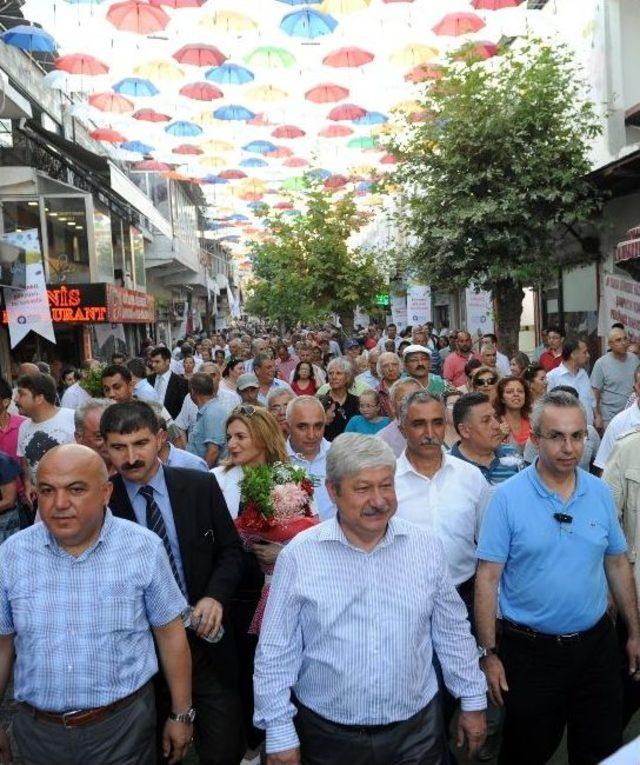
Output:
[155, 635, 245, 765]
[498, 615, 622, 765]
[14, 683, 156, 765]
[616, 617, 640, 728]
[293, 695, 447, 765]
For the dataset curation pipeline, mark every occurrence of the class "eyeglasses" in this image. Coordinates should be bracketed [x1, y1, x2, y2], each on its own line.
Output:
[234, 404, 257, 417]
[535, 430, 587, 444]
[474, 377, 497, 387]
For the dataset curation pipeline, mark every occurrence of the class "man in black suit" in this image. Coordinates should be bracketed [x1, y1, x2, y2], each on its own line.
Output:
[147, 346, 189, 420]
[101, 401, 245, 765]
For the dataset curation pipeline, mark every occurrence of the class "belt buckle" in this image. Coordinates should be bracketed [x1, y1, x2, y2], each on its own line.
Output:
[61, 710, 82, 728]
[556, 631, 579, 644]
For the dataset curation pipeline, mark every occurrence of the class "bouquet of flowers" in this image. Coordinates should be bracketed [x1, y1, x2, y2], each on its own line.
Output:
[236, 462, 319, 632]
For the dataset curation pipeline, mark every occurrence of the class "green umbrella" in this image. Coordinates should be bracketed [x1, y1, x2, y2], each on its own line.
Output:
[244, 46, 296, 69]
[281, 176, 306, 191]
[347, 135, 379, 150]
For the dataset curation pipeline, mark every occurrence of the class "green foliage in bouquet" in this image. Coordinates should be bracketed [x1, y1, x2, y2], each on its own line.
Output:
[240, 464, 276, 518]
[79, 364, 106, 397]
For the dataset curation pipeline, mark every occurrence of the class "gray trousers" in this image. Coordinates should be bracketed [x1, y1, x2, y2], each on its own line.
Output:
[13, 683, 156, 765]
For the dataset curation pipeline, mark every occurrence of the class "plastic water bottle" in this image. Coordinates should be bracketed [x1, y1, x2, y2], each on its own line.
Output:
[182, 607, 224, 644]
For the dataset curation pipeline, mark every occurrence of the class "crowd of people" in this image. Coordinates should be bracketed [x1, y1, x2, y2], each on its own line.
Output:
[0, 318, 640, 765]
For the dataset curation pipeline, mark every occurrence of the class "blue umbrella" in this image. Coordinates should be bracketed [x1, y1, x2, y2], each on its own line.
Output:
[203, 175, 229, 184]
[230, 213, 249, 221]
[121, 140, 155, 154]
[280, 9, 337, 39]
[213, 104, 255, 121]
[114, 78, 159, 97]
[354, 111, 388, 126]
[243, 140, 277, 154]
[248, 201, 267, 209]
[357, 181, 372, 193]
[308, 168, 331, 180]
[240, 158, 268, 168]
[164, 121, 202, 137]
[1, 25, 57, 52]
[205, 63, 254, 85]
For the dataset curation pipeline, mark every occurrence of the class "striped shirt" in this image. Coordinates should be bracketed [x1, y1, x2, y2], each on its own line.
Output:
[449, 442, 523, 486]
[254, 515, 487, 754]
[0, 510, 186, 712]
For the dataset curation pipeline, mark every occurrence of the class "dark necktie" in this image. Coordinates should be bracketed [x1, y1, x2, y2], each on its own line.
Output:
[138, 485, 185, 595]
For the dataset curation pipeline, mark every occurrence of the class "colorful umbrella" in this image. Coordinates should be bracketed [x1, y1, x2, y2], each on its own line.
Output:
[55, 53, 108, 75]
[308, 168, 331, 180]
[268, 146, 293, 158]
[114, 77, 159, 97]
[247, 113, 274, 127]
[319, 0, 371, 13]
[389, 44, 439, 66]
[405, 63, 443, 83]
[200, 156, 227, 169]
[173, 144, 203, 155]
[164, 120, 203, 136]
[347, 136, 378, 150]
[471, 0, 521, 8]
[89, 128, 126, 142]
[203, 176, 229, 184]
[1, 25, 57, 52]
[132, 108, 171, 122]
[149, 0, 207, 7]
[318, 124, 353, 137]
[200, 139, 233, 152]
[380, 153, 399, 164]
[272, 125, 305, 139]
[280, 9, 338, 39]
[134, 60, 185, 81]
[205, 63, 254, 85]
[323, 46, 373, 67]
[43, 70, 96, 92]
[134, 160, 172, 171]
[179, 82, 223, 100]
[219, 169, 247, 179]
[240, 158, 268, 168]
[106, 1, 170, 34]
[328, 103, 366, 121]
[89, 92, 134, 113]
[454, 41, 499, 60]
[121, 140, 154, 153]
[283, 157, 309, 167]
[243, 140, 277, 154]
[432, 12, 485, 36]
[324, 174, 348, 188]
[173, 44, 227, 67]
[244, 46, 296, 69]
[353, 111, 388, 125]
[213, 104, 255, 121]
[246, 84, 289, 103]
[305, 83, 349, 103]
[199, 11, 257, 32]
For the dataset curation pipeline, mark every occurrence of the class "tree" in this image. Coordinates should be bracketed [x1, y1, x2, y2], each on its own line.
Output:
[388, 41, 603, 354]
[245, 182, 388, 333]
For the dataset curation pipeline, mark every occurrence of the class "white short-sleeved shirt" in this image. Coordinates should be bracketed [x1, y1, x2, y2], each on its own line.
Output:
[17, 408, 76, 483]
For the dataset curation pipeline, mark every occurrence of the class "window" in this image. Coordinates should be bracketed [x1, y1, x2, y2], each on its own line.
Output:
[43, 196, 90, 284]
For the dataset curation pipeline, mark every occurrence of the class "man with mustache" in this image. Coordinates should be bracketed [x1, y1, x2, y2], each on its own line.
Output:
[254, 433, 487, 765]
[402, 345, 452, 396]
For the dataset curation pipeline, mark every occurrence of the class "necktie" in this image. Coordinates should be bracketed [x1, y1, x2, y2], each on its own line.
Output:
[138, 485, 185, 595]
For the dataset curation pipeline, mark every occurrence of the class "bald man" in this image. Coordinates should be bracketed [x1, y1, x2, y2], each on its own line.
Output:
[0, 444, 192, 765]
[592, 328, 640, 431]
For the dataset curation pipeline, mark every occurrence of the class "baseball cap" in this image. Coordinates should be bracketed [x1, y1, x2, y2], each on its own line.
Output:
[402, 344, 432, 358]
[344, 339, 360, 350]
[236, 373, 259, 391]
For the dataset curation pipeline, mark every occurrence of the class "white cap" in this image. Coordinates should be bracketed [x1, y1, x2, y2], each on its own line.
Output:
[402, 344, 432, 358]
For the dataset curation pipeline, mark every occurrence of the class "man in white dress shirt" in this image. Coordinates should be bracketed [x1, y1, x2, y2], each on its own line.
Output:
[546, 340, 595, 426]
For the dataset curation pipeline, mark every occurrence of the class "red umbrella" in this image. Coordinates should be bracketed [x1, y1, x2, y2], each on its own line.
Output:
[268, 146, 293, 158]
[89, 92, 134, 113]
[432, 12, 485, 36]
[150, 0, 207, 6]
[380, 153, 399, 164]
[319, 124, 353, 137]
[455, 40, 499, 60]
[283, 157, 308, 167]
[218, 169, 247, 179]
[323, 47, 374, 68]
[472, 0, 521, 8]
[173, 44, 227, 67]
[305, 83, 349, 103]
[274, 202, 294, 209]
[179, 82, 223, 100]
[55, 53, 109, 76]
[405, 63, 442, 83]
[89, 128, 126, 143]
[328, 103, 366, 121]
[241, 192, 263, 202]
[134, 160, 172, 171]
[272, 125, 305, 139]
[324, 174, 348, 189]
[133, 108, 172, 122]
[247, 113, 273, 126]
[172, 144, 203, 155]
[106, 1, 170, 34]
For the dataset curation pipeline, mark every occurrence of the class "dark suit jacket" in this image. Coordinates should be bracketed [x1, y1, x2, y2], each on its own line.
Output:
[109, 466, 243, 609]
[147, 371, 188, 420]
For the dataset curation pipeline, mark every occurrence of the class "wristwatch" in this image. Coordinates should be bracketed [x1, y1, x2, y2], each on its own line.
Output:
[169, 706, 196, 724]
[477, 646, 497, 661]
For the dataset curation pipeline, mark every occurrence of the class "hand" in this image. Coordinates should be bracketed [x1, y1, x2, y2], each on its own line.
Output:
[162, 719, 192, 765]
[253, 541, 282, 568]
[324, 402, 336, 424]
[191, 597, 223, 639]
[456, 710, 487, 758]
[480, 654, 509, 706]
[0, 728, 12, 764]
[626, 636, 640, 679]
[594, 412, 603, 435]
[267, 748, 301, 765]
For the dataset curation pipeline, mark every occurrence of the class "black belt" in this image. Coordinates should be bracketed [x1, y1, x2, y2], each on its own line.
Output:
[295, 698, 419, 735]
[501, 613, 608, 645]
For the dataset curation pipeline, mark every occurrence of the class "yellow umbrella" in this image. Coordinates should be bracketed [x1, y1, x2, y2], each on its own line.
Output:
[389, 44, 439, 67]
[239, 178, 268, 192]
[134, 59, 185, 81]
[193, 110, 217, 126]
[393, 99, 423, 115]
[200, 139, 233, 152]
[349, 164, 377, 176]
[245, 84, 289, 103]
[363, 193, 384, 206]
[200, 156, 227, 169]
[319, 0, 371, 13]
[371, 122, 400, 137]
[199, 10, 257, 33]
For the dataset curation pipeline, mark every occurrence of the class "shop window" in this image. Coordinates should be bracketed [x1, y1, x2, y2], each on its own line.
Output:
[43, 196, 90, 284]
[93, 202, 115, 283]
[0, 201, 43, 269]
[0, 120, 13, 149]
[131, 225, 146, 290]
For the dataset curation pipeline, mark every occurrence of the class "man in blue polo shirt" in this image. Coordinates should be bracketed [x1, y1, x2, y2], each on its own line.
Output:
[475, 390, 640, 765]
[186, 374, 227, 468]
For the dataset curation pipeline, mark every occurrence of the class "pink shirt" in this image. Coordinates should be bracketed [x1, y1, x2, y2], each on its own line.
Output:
[443, 352, 475, 388]
[276, 354, 299, 382]
[0, 414, 25, 461]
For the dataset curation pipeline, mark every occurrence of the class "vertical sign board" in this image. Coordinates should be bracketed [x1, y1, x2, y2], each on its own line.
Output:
[406, 284, 432, 325]
[465, 286, 494, 339]
[390, 283, 408, 330]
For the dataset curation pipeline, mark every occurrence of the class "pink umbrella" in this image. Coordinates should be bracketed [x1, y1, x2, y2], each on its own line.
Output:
[472, 0, 521, 8]
[324, 174, 347, 189]
[218, 169, 247, 179]
[327, 103, 366, 121]
[106, 1, 170, 34]
[90, 128, 126, 143]
[55, 53, 109, 75]
[455, 41, 499, 60]
[134, 159, 173, 171]
[268, 146, 294, 158]
[173, 44, 227, 67]
[319, 124, 353, 137]
[89, 92, 134, 113]
[172, 144, 203, 155]
[150, 0, 207, 6]
[432, 12, 485, 36]
[283, 157, 309, 167]
[305, 83, 349, 103]
[179, 82, 223, 101]
[380, 153, 399, 164]
[133, 108, 172, 122]
[405, 63, 442, 83]
[272, 125, 306, 139]
[323, 47, 374, 67]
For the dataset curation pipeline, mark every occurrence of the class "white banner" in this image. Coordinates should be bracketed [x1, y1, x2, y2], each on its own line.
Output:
[598, 273, 640, 340]
[406, 284, 431, 325]
[354, 307, 370, 328]
[465, 286, 494, 339]
[390, 284, 407, 330]
[2, 230, 55, 349]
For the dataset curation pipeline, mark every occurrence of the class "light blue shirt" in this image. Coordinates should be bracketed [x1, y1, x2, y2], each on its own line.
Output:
[165, 443, 208, 472]
[477, 463, 627, 634]
[133, 378, 159, 403]
[286, 438, 335, 520]
[546, 363, 595, 425]
[355, 370, 379, 390]
[123, 465, 189, 595]
[187, 398, 227, 460]
[254, 516, 487, 754]
[257, 379, 293, 406]
[0, 510, 186, 711]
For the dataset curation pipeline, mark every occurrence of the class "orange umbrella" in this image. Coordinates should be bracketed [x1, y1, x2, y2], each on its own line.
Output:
[106, 1, 170, 34]
[89, 92, 134, 113]
[305, 83, 349, 103]
[319, 124, 353, 137]
[432, 12, 485, 36]
[173, 44, 227, 67]
[323, 46, 374, 67]
[55, 53, 108, 76]
[405, 63, 442, 83]
[89, 128, 126, 143]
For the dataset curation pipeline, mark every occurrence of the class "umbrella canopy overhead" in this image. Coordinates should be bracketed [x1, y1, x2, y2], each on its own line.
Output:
[280, 8, 338, 39]
[55, 53, 108, 75]
[173, 44, 227, 67]
[106, 1, 170, 34]
[1, 25, 57, 52]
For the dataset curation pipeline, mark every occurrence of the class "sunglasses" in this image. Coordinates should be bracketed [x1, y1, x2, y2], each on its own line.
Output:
[474, 377, 498, 387]
[234, 404, 257, 416]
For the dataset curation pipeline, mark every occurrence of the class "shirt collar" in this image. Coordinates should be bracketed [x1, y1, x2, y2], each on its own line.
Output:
[526, 460, 587, 499]
[317, 514, 408, 550]
[286, 437, 330, 463]
[44, 507, 114, 557]
[396, 448, 449, 478]
[122, 461, 167, 504]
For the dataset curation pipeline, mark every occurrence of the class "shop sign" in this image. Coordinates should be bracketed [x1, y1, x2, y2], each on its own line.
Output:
[106, 285, 155, 324]
[598, 273, 640, 340]
[2, 281, 107, 325]
[406, 283, 432, 324]
[465, 286, 494, 337]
